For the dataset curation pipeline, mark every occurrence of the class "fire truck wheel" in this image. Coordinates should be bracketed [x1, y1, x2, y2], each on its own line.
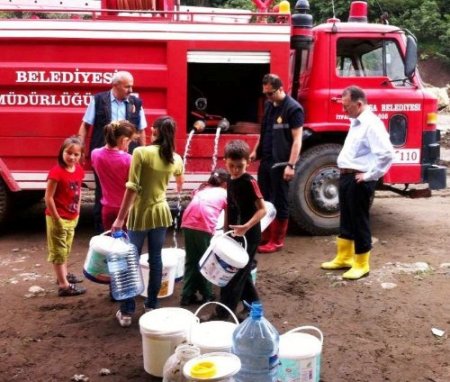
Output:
[0, 179, 11, 228]
[289, 143, 342, 236]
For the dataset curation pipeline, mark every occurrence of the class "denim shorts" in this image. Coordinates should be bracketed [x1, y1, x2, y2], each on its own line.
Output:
[46, 215, 79, 264]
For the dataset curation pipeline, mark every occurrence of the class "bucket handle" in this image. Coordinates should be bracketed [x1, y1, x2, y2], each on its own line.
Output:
[194, 301, 239, 325]
[213, 230, 247, 251]
[286, 326, 323, 345]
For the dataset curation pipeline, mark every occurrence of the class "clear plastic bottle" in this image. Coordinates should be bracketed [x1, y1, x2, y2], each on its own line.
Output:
[163, 344, 201, 382]
[107, 231, 144, 300]
[232, 301, 279, 382]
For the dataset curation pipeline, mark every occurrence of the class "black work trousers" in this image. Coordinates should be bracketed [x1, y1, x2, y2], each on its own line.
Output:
[339, 173, 377, 254]
[258, 159, 290, 220]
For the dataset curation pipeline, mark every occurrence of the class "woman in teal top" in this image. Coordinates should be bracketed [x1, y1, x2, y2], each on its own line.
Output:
[112, 116, 184, 327]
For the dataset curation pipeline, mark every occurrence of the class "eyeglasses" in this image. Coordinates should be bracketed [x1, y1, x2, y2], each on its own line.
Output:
[263, 89, 279, 97]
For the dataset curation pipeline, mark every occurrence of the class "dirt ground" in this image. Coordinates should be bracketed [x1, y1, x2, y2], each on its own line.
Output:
[2, 177, 450, 382]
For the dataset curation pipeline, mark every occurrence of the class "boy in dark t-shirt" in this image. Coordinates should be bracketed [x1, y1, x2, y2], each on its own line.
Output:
[203, 140, 266, 321]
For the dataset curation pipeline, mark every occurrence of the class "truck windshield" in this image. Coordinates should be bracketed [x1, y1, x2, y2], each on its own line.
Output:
[336, 38, 410, 87]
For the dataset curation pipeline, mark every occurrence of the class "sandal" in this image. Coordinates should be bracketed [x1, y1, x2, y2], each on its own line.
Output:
[67, 273, 84, 284]
[58, 283, 86, 297]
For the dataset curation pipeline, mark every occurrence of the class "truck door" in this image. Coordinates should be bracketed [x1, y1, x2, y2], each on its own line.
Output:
[329, 35, 424, 184]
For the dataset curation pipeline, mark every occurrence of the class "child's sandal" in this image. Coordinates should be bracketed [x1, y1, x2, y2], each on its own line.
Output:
[58, 283, 86, 297]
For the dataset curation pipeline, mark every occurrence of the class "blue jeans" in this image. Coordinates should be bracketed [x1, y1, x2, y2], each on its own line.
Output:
[119, 227, 167, 314]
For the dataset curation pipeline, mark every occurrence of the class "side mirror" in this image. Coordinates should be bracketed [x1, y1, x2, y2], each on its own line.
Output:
[405, 35, 417, 79]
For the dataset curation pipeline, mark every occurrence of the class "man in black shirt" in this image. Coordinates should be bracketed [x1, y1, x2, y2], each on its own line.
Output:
[250, 74, 304, 253]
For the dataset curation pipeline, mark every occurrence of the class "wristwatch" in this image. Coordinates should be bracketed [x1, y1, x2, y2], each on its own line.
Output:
[287, 163, 296, 170]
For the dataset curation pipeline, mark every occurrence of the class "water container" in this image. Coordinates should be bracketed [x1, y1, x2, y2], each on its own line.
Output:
[260, 201, 276, 233]
[183, 352, 241, 381]
[198, 231, 248, 287]
[106, 230, 144, 301]
[163, 344, 201, 382]
[231, 301, 279, 382]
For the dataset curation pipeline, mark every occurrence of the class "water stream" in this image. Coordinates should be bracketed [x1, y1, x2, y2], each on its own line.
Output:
[211, 126, 222, 171]
[172, 128, 196, 248]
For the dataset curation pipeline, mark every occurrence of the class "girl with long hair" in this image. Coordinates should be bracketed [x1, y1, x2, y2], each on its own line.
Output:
[111, 116, 184, 327]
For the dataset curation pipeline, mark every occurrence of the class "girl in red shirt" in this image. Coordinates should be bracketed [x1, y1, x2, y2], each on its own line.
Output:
[45, 136, 86, 297]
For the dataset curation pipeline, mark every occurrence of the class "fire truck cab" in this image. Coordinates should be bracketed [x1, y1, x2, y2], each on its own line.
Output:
[0, 0, 446, 234]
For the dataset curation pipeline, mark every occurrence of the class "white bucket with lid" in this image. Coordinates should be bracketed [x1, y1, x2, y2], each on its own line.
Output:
[183, 352, 241, 381]
[278, 326, 323, 382]
[198, 231, 249, 287]
[140, 250, 178, 298]
[83, 231, 119, 284]
[139, 307, 199, 377]
[190, 302, 239, 354]
[261, 201, 276, 232]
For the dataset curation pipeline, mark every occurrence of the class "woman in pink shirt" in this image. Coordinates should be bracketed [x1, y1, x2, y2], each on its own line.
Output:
[180, 168, 228, 306]
[91, 120, 137, 231]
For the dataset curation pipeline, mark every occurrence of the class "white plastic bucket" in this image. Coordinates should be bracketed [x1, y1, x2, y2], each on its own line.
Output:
[278, 326, 323, 382]
[166, 247, 186, 282]
[190, 302, 239, 354]
[139, 307, 199, 377]
[198, 231, 249, 287]
[140, 251, 178, 298]
[261, 201, 276, 233]
[183, 352, 241, 381]
[83, 232, 118, 284]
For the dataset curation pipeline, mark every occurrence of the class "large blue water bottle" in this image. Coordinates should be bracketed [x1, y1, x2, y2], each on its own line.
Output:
[232, 301, 280, 382]
[107, 231, 144, 300]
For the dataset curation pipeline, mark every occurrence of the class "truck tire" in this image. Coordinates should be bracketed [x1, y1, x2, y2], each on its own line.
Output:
[289, 143, 342, 236]
[0, 179, 11, 228]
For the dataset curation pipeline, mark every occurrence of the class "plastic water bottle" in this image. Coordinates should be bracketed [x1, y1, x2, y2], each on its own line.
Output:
[232, 301, 280, 382]
[107, 231, 144, 300]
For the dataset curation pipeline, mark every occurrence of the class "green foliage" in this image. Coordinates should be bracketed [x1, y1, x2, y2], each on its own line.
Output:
[223, 0, 255, 10]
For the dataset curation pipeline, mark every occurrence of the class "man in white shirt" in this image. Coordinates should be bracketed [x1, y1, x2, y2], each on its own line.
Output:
[321, 86, 394, 279]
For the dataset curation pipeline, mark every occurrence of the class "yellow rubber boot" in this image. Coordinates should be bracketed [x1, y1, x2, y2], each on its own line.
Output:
[321, 237, 354, 270]
[342, 252, 370, 280]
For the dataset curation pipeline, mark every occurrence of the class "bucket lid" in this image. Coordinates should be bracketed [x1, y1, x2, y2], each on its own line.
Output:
[211, 235, 249, 268]
[190, 321, 236, 350]
[90, 235, 129, 255]
[183, 352, 241, 381]
[279, 332, 322, 359]
[139, 307, 197, 336]
[140, 252, 179, 268]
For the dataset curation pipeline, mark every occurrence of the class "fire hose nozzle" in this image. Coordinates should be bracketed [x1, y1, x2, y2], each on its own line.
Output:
[217, 118, 230, 132]
[193, 120, 206, 132]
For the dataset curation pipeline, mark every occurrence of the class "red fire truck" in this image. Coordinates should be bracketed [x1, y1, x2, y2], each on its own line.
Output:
[0, 0, 446, 234]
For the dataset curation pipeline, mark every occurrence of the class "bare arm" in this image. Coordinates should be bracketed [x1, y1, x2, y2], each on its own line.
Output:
[137, 129, 146, 146]
[175, 174, 184, 193]
[284, 126, 303, 181]
[78, 121, 91, 147]
[249, 136, 260, 162]
[229, 198, 266, 237]
[111, 188, 137, 232]
[44, 179, 61, 221]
